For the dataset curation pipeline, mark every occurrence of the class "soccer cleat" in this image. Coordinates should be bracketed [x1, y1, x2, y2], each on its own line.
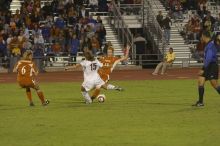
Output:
[192, 101, 204, 107]
[42, 99, 50, 106]
[85, 100, 92, 104]
[152, 72, 158, 75]
[29, 102, 35, 107]
[115, 86, 124, 91]
[91, 96, 96, 101]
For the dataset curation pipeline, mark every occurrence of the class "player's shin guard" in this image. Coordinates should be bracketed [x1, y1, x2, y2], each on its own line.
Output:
[37, 91, 46, 104]
[198, 86, 204, 103]
[215, 86, 220, 94]
[81, 91, 92, 104]
[107, 84, 116, 90]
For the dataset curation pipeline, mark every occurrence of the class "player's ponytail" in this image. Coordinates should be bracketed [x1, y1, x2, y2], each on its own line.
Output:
[22, 50, 33, 60]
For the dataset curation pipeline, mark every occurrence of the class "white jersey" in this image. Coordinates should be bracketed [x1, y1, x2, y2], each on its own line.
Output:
[80, 59, 103, 81]
[80, 59, 104, 91]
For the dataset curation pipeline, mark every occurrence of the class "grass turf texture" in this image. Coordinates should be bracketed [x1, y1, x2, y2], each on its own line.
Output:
[1, 80, 220, 146]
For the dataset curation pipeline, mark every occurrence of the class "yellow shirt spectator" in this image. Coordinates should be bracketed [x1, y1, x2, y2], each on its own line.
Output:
[12, 47, 21, 56]
[152, 47, 175, 75]
[166, 52, 175, 63]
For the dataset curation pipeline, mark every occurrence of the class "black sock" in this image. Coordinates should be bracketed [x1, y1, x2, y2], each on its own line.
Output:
[215, 86, 220, 94]
[198, 86, 204, 103]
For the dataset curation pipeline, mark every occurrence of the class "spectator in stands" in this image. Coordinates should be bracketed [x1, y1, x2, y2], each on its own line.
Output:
[41, 23, 51, 43]
[18, 30, 25, 42]
[163, 14, 172, 45]
[86, 25, 95, 39]
[57, 32, 66, 52]
[96, 15, 102, 24]
[6, 34, 13, 46]
[95, 24, 106, 48]
[88, 14, 97, 29]
[31, 11, 40, 25]
[191, 39, 205, 62]
[33, 33, 44, 57]
[79, 6, 89, 18]
[81, 37, 91, 52]
[32, 24, 42, 37]
[67, 6, 77, 26]
[9, 35, 22, 57]
[172, 0, 184, 21]
[24, 14, 31, 29]
[192, 19, 201, 41]
[89, 0, 98, 12]
[22, 24, 30, 39]
[0, 35, 7, 68]
[55, 15, 65, 29]
[57, 0, 65, 15]
[41, 2, 52, 17]
[197, 0, 208, 18]
[9, 17, 16, 32]
[214, 13, 220, 31]
[103, 41, 112, 55]
[152, 47, 175, 75]
[51, 40, 61, 54]
[50, 25, 59, 43]
[69, 34, 80, 64]
[22, 38, 32, 52]
[90, 35, 100, 56]
[203, 11, 215, 31]
[44, 15, 53, 28]
[156, 11, 163, 27]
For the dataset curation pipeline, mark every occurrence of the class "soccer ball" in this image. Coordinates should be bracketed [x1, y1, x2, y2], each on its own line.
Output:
[97, 94, 106, 103]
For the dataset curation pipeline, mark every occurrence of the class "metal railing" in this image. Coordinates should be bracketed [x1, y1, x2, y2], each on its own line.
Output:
[0, 52, 205, 73]
[111, 1, 134, 59]
[128, 53, 196, 67]
[143, 0, 167, 54]
[118, 4, 143, 16]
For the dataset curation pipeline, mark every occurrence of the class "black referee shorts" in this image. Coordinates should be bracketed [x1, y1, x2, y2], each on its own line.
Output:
[201, 62, 219, 80]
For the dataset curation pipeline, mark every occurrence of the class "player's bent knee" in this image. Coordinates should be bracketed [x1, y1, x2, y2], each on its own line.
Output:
[33, 84, 40, 91]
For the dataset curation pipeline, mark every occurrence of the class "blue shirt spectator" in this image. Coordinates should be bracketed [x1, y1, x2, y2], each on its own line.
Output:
[69, 34, 80, 55]
[0, 40, 7, 57]
[55, 17, 65, 29]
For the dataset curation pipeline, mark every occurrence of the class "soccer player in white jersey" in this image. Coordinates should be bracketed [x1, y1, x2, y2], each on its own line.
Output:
[65, 50, 105, 104]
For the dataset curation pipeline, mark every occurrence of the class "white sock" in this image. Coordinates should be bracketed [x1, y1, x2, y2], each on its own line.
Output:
[81, 91, 92, 103]
[107, 84, 116, 90]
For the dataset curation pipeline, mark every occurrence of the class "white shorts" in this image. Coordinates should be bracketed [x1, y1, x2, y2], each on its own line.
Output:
[82, 77, 105, 92]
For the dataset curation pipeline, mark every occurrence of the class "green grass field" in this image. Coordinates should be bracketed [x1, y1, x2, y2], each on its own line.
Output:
[1, 80, 220, 146]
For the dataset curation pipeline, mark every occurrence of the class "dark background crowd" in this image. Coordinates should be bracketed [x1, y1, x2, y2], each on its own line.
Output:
[0, 0, 111, 68]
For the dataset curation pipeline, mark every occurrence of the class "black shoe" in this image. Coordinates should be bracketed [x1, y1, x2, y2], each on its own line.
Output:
[29, 102, 35, 107]
[91, 96, 96, 102]
[115, 86, 124, 91]
[192, 101, 204, 107]
[42, 99, 50, 106]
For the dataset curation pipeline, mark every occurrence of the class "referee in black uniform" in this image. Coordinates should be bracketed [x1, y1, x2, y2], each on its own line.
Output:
[193, 31, 220, 107]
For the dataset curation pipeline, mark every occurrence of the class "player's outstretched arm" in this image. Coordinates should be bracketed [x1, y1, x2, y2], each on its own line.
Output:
[119, 44, 130, 62]
[65, 64, 82, 71]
